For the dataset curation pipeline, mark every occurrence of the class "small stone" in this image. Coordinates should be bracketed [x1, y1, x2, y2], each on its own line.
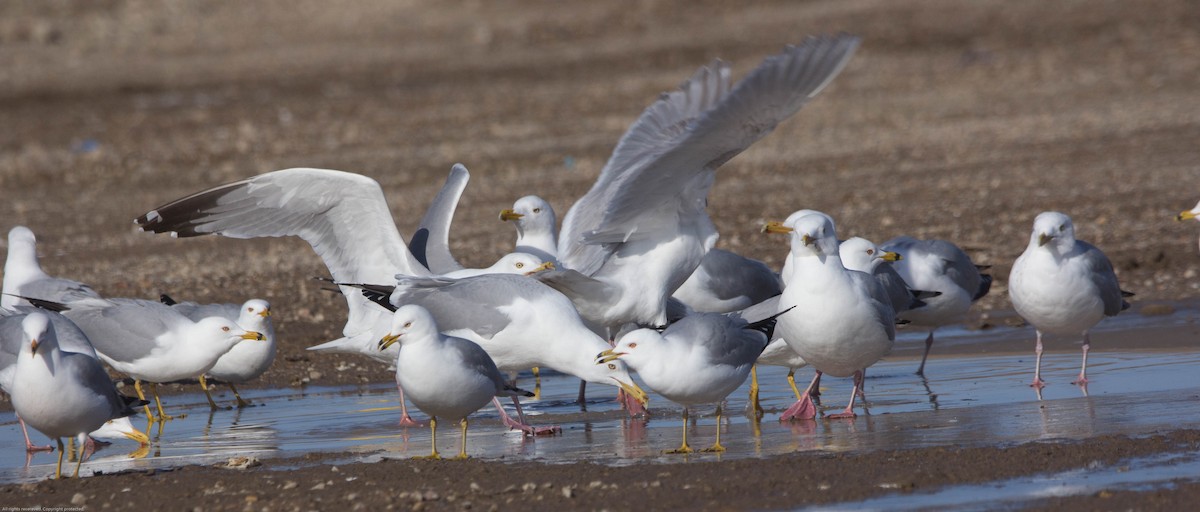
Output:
[282, 481, 298, 490]
[521, 483, 537, 493]
[561, 487, 574, 499]
[469, 482, 482, 493]
[331, 466, 339, 472]
[71, 493, 87, 506]
[311, 483, 326, 491]
[346, 493, 358, 501]
[588, 481, 603, 489]
[245, 495, 259, 503]
[310, 371, 323, 380]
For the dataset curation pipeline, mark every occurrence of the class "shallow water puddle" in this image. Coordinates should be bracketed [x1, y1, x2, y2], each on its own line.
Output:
[806, 449, 1200, 511]
[3, 328, 1200, 484]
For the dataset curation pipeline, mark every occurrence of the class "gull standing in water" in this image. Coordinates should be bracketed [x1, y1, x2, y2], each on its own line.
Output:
[541, 35, 860, 333]
[378, 305, 535, 459]
[44, 297, 265, 422]
[768, 213, 895, 419]
[159, 296, 276, 409]
[1009, 211, 1130, 389]
[9, 313, 147, 478]
[598, 310, 785, 453]
[879, 236, 991, 375]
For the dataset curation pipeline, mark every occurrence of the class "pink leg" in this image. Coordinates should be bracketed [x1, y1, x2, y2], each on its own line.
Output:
[856, 368, 867, 400]
[1031, 331, 1047, 389]
[493, 397, 561, 436]
[1072, 332, 1091, 386]
[19, 416, 53, 453]
[396, 382, 424, 428]
[916, 331, 935, 375]
[781, 371, 822, 421]
[826, 370, 863, 419]
[810, 372, 822, 400]
[577, 380, 588, 406]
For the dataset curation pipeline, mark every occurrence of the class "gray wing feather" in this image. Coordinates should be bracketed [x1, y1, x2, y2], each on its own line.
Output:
[1078, 241, 1126, 316]
[665, 313, 765, 367]
[390, 275, 534, 339]
[694, 249, 783, 302]
[410, 164, 469, 273]
[60, 351, 133, 418]
[61, 299, 183, 364]
[444, 335, 509, 393]
[850, 270, 897, 340]
[559, 35, 859, 274]
[135, 168, 431, 339]
[874, 265, 918, 313]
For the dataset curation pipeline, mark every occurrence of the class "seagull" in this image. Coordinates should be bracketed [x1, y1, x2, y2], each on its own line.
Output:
[2, 226, 101, 309]
[837, 237, 934, 315]
[159, 295, 275, 409]
[9, 313, 147, 478]
[499, 195, 560, 266]
[1008, 211, 1131, 389]
[880, 236, 992, 375]
[42, 297, 265, 421]
[410, 164, 471, 274]
[378, 305, 536, 459]
[598, 309, 785, 453]
[542, 35, 860, 333]
[767, 213, 895, 419]
[346, 273, 650, 429]
[2, 308, 150, 452]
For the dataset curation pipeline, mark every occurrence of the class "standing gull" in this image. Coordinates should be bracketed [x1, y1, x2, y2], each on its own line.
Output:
[9, 313, 146, 478]
[2, 308, 149, 452]
[598, 310, 784, 453]
[378, 305, 534, 459]
[160, 295, 276, 409]
[880, 236, 991, 375]
[1008, 211, 1131, 389]
[46, 297, 265, 421]
[542, 35, 860, 332]
[768, 213, 895, 419]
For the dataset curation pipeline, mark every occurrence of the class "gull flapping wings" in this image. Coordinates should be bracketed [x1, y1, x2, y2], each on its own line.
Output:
[410, 164, 470, 274]
[135, 168, 432, 341]
[559, 34, 861, 275]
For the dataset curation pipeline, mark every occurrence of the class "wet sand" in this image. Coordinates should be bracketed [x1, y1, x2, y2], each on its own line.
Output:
[3, 0, 1200, 509]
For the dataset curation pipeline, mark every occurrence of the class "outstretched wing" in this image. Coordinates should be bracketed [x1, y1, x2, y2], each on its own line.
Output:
[135, 168, 430, 338]
[559, 35, 860, 274]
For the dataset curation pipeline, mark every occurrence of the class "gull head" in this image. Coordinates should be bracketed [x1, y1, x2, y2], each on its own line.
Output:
[502, 195, 556, 235]
[1177, 200, 1200, 222]
[839, 237, 898, 273]
[786, 213, 840, 257]
[491, 253, 551, 276]
[378, 305, 439, 351]
[91, 417, 151, 446]
[581, 347, 648, 407]
[236, 299, 272, 333]
[198, 317, 265, 348]
[21, 312, 53, 359]
[1031, 211, 1076, 251]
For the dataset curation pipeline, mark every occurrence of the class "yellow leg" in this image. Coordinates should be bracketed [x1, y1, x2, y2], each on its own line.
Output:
[55, 439, 66, 479]
[532, 367, 542, 400]
[200, 375, 221, 410]
[134, 380, 154, 419]
[702, 405, 726, 453]
[749, 366, 763, 420]
[150, 383, 174, 421]
[454, 418, 470, 460]
[787, 369, 803, 399]
[414, 417, 441, 460]
[665, 408, 693, 454]
[73, 438, 84, 477]
[229, 384, 251, 408]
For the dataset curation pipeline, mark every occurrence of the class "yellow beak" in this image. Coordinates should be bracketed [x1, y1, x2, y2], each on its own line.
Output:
[124, 428, 151, 446]
[801, 234, 816, 246]
[881, 251, 902, 262]
[524, 261, 555, 276]
[1178, 210, 1196, 222]
[596, 348, 624, 364]
[499, 209, 524, 222]
[1037, 233, 1054, 247]
[761, 221, 793, 234]
[29, 339, 38, 357]
[378, 333, 401, 351]
[613, 378, 650, 407]
[241, 331, 266, 341]
[260, 309, 271, 318]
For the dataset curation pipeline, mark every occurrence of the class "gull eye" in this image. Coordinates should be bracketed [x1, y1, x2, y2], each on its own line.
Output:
[628, 342, 637, 349]
[222, 326, 230, 332]
[515, 262, 525, 269]
[403, 322, 412, 328]
[246, 307, 252, 312]
[607, 363, 616, 370]
[866, 249, 874, 255]
[533, 207, 541, 213]
[1059, 223, 1066, 231]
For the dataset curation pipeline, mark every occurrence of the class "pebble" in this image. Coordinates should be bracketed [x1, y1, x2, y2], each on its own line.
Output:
[71, 493, 87, 506]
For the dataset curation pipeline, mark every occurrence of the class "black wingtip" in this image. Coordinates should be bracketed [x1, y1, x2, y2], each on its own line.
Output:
[747, 305, 797, 340]
[3, 293, 70, 312]
[159, 294, 177, 306]
[973, 274, 994, 302]
[506, 385, 536, 398]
